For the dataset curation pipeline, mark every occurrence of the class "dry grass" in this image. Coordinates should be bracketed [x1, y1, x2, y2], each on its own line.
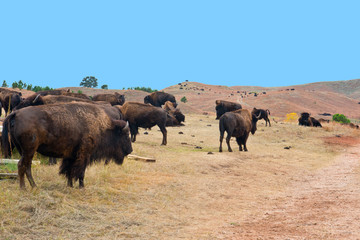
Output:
[0, 114, 359, 239]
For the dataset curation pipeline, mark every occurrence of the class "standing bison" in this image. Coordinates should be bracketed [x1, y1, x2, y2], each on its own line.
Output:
[144, 91, 177, 107]
[219, 109, 260, 152]
[215, 100, 242, 119]
[93, 92, 125, 106]
[251, 108, 271, 126]
[2, 102, 132, 189]
[118, 102, 168, 145]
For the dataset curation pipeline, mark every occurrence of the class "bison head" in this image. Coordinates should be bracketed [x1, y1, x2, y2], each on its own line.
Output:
[110, 120, 132, 164]
[13, 94, 44, 111]
[144, 95, 153, 105]
[250, 112, 261, 135]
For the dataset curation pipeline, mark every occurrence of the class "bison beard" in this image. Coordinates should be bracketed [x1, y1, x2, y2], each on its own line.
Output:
[2, 103, 132, 189]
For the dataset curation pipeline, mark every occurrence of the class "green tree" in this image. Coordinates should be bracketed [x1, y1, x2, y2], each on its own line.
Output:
[2, 80, 8, 87]
[17, 80, 25, 90]
[181, 96, 187, 103]
[12, 81, 18, 89]
[27, 84, 32, 90]
[101, 84, 108, 90]
[80, 76, 98, 88]
[332, 114, 350, 124]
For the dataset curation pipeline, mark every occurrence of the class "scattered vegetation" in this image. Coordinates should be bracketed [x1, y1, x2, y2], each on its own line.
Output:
[332, 113, 350, 124]
[2, 80, 8, 87]
[101, 84, 108, 89]
[127, 86, 157, 93]
[181, 96, 188, 103]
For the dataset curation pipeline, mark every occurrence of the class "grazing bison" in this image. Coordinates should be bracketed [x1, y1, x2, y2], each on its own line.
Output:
[144, 91, 177, 107]
[219, 109, 261, 152]
[215, 100, 242, 119]
[251, 108, 271, 126]
[2, 102, 132, 189]
[298, 112, 322, 127]
[93, 92, 125, 106]
[163, 101, 185, 126]
[118, 102, 168, 145]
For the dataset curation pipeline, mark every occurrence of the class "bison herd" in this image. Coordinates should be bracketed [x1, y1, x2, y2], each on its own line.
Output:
[0, 88, 354, 189]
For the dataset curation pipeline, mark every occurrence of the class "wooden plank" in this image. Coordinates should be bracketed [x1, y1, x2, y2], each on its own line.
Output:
[0, 173, 18, 179]
[127, 154, 156, 162]
[0, 159, 40, 165]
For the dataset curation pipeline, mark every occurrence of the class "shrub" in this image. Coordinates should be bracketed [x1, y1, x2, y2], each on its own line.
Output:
[332, 114, 350, 124]
[285, 113, 298, 122]
[181, 96, 187, 103]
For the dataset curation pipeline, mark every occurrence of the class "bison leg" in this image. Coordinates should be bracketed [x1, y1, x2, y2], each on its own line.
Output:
[226, 133, 233, 152]
[266, 117, 271, 127]
[243, 132, 250, 151]
[159, 125, 167, 145]
[60, 158, 75, 187]
[18, 152, 37, 189]
[130, 125, 138, 142]
[236, 137, 243, 151]
[219, 133, 224, 152]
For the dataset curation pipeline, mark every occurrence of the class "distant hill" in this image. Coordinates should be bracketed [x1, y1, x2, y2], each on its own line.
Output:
[15, 79, 360, 120]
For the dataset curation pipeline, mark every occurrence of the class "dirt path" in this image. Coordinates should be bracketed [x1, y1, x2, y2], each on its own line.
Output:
[218, 144, 360, 239]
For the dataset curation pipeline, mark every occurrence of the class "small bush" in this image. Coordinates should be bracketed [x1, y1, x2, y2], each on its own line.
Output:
[181, 96, 187, 103]
[285, 113, 298, 122]
[332, 114, 350, 124]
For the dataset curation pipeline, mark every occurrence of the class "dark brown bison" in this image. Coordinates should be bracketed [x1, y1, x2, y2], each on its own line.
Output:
[219, 109, 261, 152]
[2, 102, 132, 189]
[215, 100, 242, 119]
[251, 108, 271, 126]
[118, 102, 168, 145]
[163, 101, 185, 126]
[92, 92, 125, 106]
[35, 89, 70, 96]
[0, 88, 23, 116]
[298, 112, 322, 127]
[144, 91, 177, 107]
[13, 94, 97, 110]
[62, 92, 91, 100]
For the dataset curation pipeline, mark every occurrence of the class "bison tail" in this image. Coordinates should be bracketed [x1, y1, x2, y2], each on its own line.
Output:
[266, 109, 271, 115]
[1, 113, 16, 158]
[219, 116, 226, 138]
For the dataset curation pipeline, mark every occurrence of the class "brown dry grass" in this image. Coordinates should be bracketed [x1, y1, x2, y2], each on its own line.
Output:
[0, 115, 360, 239]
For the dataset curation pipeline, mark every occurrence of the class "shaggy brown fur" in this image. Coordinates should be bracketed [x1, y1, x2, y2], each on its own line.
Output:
[118, 102, 168, 145]
[2, 102, 132, 189]
[219, 109, 260, 152]
[215, 100, 242, 119]
[144, 91, 177, 107]
[93, 92, 125, 106]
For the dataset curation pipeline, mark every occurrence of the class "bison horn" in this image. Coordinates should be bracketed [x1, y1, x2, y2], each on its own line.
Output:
[33, 94, 41, 103]
[255, 112, 261, 119]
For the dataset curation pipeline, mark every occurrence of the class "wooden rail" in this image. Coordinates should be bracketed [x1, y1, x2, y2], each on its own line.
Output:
[0, 159, 40, 165]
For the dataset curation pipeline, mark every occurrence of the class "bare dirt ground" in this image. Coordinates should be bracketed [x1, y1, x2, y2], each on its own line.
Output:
[1, 114, 360, 239]
[218, 139, 360, 239]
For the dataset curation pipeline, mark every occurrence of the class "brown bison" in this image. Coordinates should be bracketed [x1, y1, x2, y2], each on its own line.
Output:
[251, 108, 271, 126]
[0, 88, 23, 116]
[93, 92, 125, 106]
[144, 91, 177, 107]
[62, 92, 91, 100]
[219, 109, 261, 152]
[13, 94, 97, 110]
[298, 112, 322, 127]
[163, 101, 185, 126]
[2, 102, 132, 189]
[118, 102, 168, 145]
[215, 100, 242, 119]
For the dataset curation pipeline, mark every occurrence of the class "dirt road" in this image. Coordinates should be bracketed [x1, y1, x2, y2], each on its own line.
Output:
[218, 143, 360, 239]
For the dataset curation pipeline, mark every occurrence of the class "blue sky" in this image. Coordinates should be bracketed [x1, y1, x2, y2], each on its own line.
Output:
[1, 1, 359, 90]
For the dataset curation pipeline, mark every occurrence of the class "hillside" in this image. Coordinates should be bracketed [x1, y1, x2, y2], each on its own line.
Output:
[15, 79, 360, 121]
